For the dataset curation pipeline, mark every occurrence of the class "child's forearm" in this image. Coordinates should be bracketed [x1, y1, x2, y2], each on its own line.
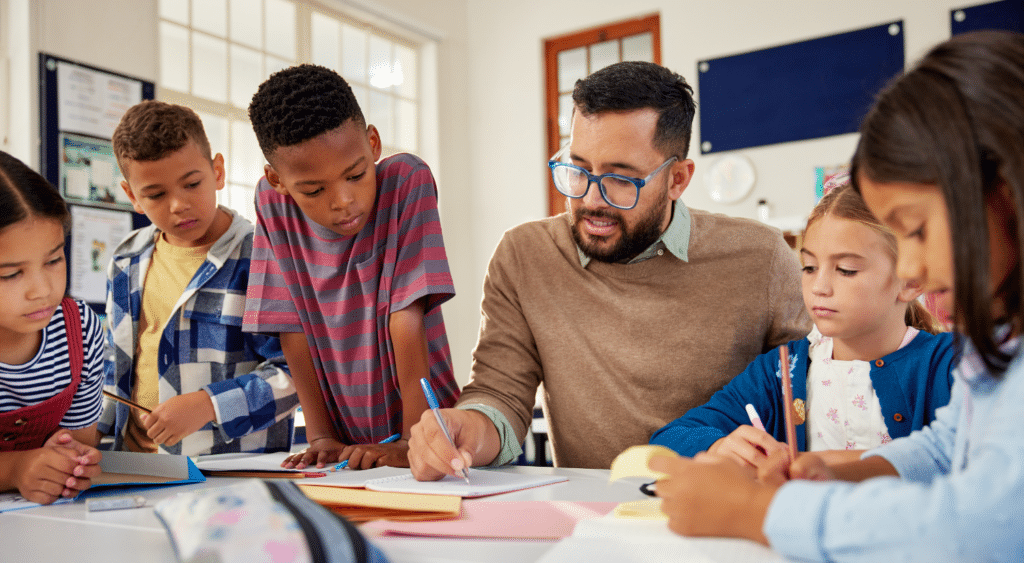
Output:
[279, 332, 337, 443]
[829, 455, 900, 482]
[67, 424, 102, 448]
[389, 298, 430, 437]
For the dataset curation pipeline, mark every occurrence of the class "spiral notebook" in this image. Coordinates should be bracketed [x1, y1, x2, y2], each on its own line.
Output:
[361, 469, 568, 498]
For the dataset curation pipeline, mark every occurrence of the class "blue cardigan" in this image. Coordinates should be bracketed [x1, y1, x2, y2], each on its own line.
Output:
[650, 331, 958, 456]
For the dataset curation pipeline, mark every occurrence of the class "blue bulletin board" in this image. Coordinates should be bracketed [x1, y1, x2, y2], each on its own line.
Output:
[38, 54, 153, 311]
[951, 0, 1024, 34]
[697, 22, 905, 154]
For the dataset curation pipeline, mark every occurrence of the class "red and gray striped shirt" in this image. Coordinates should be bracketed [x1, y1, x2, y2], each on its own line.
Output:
[243, 153, 458, 444]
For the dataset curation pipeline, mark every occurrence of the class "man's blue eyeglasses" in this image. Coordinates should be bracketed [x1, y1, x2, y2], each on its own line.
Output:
[547, 146, 677, 210]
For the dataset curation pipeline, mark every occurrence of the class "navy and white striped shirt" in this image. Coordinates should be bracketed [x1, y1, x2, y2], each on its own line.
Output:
[0, 300, 104, 429]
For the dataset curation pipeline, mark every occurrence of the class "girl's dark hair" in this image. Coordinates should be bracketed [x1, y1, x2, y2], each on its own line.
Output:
[852, 31, 1024, 375]
[0, 150, 70, 234]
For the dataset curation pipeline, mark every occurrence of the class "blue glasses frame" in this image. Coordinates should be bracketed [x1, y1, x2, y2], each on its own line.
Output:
[547, 146, 677, 210]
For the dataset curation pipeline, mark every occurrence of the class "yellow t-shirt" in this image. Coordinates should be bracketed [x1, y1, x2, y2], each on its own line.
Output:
[124, 233, 212, 453]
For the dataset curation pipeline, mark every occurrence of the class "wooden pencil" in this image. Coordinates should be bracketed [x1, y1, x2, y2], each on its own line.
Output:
[103, 390, 152, 414]
[778, 346, 798, 461]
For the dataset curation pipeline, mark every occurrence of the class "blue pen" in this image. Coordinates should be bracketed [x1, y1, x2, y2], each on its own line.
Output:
[331, 433, 401, 472]
[420, 377, 470, 483]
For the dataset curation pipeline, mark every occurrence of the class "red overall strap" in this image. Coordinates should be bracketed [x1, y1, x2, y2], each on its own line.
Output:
[60, 297, 83, 379]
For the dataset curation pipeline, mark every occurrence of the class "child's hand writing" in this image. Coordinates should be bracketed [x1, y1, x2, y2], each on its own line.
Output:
[650, 452, 776, 545]
[13, 432, 102, 504]
[707, 425, 789, 470]
[282, 437, 345, 469]
[143, 391, 216, 447]
[338, 440, 410, 469]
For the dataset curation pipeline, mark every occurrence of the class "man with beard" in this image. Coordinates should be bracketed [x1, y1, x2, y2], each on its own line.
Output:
[408, 61, 809, 476]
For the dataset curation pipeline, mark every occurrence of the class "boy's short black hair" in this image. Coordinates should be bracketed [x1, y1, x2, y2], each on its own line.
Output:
[248, 64, 366, 162]
[572, 61, 696, 160]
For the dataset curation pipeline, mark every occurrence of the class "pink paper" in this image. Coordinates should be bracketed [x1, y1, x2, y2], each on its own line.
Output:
[361, 501, 617, 540]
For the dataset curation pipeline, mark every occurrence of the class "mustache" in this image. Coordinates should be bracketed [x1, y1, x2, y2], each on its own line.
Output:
[577, 208, 622, 223]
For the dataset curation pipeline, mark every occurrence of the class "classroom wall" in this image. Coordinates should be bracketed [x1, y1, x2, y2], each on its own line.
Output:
[1, 0, 979, 388]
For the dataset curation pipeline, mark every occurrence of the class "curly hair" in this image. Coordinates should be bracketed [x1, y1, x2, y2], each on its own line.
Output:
[572, 61, 696, 160]
[112, 100, 212, 178]
[248, 64, 365, 162]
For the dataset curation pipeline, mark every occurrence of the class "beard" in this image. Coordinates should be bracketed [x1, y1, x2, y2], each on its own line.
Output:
[569, 195, 668, 263]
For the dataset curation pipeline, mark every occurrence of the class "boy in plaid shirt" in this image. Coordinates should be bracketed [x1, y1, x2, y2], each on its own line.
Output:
[99, 101, 298, 456]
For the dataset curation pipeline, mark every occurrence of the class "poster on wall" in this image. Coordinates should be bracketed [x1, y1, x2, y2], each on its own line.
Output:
[59, 132, 132, 210]
[69, 205, 132, 304]
[55, 59, 143, 140]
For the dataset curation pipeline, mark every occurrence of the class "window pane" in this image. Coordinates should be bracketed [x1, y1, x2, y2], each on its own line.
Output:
[230, 44, 262, 109]
[367, 91, 393, 148]
[622, 33, 653, 63]
[230, 121, 264, 188]
[266, 55, 290, 79]
[264, 0, 295, 59]
[230, 0, 261, 48]
[368, 35, 393, 91]
[160, 22, 189, 92]
[557, 47, 586, 92]
[558, 93, 573, 137]
[227, 183, 257, 223]
[196, 111, 229, 160]
[350, 85, 368, 118]
[341, 23, 367, 84]
[311, 12, 340, 71]
[396, 100, 417, 152]
[589, 40, 619, 73]
[192, 32, 228, 102]
[394, 44, 417, 99]
[159, 0, 188, 25]
[192, 0, 226, 36]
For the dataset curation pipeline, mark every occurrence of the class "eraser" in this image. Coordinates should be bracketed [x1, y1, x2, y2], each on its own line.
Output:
[86, 496, 146, 512]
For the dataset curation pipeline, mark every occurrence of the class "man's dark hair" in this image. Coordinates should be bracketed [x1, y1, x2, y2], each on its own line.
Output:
[248, 64, 365, 161]
[572, 61, 696, 159]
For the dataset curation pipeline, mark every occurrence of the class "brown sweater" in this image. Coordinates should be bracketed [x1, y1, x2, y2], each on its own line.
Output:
[458, 209, 811, 468]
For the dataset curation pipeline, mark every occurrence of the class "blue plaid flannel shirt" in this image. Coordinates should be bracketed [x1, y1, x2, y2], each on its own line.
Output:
[99, 207, 298, 455]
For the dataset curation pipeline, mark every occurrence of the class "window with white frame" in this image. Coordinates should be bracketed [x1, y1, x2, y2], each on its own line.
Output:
[157, 0, 422, 223]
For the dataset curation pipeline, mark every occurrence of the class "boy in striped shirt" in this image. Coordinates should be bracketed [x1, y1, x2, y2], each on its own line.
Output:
[243, 64, 459, 469]
[102, 101, 298, 456]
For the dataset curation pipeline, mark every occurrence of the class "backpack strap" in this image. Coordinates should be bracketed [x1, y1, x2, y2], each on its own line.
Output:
[60, 297, 84, 379]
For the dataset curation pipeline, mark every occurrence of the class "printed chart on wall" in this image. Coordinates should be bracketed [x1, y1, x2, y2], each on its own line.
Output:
[60, 133, 131, 210]
[69, 206, 132, 304]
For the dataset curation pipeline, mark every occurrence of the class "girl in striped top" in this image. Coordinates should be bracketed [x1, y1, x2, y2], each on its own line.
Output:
[0, 151, 104, 504]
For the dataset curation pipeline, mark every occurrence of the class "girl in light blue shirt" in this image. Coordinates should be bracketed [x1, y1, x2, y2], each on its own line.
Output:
[650, 30, 1024, 562]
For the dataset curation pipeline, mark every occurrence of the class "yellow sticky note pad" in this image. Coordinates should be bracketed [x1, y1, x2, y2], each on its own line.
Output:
[608, 444, 678, 483]
[614, 498, 668, 520]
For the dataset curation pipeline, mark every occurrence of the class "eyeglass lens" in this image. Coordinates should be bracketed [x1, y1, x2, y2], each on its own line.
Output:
[553, 166, 638, 208]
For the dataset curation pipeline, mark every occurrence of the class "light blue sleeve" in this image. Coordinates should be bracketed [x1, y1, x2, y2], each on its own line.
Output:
[458, 403, 523, 466]
[764, 368, 1024, 562]
[862, 379, 963, 483]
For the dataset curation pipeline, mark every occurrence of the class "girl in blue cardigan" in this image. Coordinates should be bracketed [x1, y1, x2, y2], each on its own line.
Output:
[650, 178, 956, 470]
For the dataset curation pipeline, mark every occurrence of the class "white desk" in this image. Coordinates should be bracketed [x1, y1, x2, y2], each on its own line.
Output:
[0, 466, 782, 563]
